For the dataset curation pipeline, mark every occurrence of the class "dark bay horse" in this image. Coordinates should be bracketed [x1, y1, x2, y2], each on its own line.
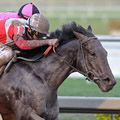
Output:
[0, 22, 116, 120]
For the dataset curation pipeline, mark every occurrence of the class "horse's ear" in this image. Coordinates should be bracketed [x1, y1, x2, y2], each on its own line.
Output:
[73, 31, 85, 40]
[87, 25, 92, 32]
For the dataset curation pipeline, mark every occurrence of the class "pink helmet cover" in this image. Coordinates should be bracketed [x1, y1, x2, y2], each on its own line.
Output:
[22, 3, 33, 18]
[21, 3, 40, 19]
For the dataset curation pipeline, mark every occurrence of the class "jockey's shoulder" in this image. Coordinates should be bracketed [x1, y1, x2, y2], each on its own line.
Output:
[11, 18, 26, 26]
[14, 24, 25, 36]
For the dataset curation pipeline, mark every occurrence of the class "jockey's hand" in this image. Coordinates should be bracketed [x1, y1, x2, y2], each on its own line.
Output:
[48, 39, 59, 47]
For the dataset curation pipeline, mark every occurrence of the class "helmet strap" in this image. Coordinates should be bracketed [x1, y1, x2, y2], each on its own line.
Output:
[26, 16, 35, 40]
[27, 16, 32, 29]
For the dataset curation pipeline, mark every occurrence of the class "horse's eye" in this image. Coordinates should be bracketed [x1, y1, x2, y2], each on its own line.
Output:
[90, 52, 96, 56]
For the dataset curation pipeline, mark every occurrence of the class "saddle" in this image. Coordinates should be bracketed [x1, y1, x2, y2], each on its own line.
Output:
[0, 45, 56, 76]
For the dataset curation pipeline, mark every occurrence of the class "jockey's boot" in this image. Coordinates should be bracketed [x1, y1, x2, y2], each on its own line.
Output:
[0, 43, 13, 75]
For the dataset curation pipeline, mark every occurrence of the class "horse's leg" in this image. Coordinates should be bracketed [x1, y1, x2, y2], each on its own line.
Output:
[46, 98, 59, 120]
[29, 112, 45, 120]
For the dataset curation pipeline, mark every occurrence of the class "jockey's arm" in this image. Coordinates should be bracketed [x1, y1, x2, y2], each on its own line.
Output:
[13, 35, 58, 50]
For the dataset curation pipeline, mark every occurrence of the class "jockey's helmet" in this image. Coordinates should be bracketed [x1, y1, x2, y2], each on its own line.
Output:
[18, 3, 40, 19]
[26, 13, 49, 34]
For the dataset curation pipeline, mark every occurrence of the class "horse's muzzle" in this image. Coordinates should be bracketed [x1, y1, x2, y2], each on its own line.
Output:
[94, 77, 116, 92]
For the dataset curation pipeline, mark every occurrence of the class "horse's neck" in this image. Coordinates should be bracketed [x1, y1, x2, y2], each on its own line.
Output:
[7, 40, 80, 92]
[37, 40, 79, 90]
[14, 40, 79, 91]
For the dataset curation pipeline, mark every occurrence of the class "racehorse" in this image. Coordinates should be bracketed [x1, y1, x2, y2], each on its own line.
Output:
[0, 22, 116, 120]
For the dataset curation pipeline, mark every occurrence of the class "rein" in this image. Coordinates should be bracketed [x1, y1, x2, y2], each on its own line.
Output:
[14, 46, 55, 62]
[4, 46, 54, 73]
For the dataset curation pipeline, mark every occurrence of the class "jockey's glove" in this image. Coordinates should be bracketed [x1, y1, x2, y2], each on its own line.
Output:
[48, 39, 59, 47]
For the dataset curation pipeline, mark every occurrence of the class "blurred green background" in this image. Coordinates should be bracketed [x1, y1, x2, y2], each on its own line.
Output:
[1, 0, 120, 34]
[1, 0, 120, 120]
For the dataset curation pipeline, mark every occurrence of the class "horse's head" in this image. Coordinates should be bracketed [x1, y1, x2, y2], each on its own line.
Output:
[50, 22, 116, 92]
[74, 27, 116, 92]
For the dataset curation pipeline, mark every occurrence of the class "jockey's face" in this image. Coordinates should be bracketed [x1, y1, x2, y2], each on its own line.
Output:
[34, 32, 47, 40]
[33, 33, 38, 40]
[27, 28, 38, 40]
[27, 28, 47, 40]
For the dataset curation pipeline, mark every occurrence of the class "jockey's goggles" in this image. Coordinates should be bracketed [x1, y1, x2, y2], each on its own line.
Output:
[33, 30, 48, 39]
[35, 31, 47, 38]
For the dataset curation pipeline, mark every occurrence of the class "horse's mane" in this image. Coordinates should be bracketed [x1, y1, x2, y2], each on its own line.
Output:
[50, 21, 94, 46]
[17, 21, 94, 58]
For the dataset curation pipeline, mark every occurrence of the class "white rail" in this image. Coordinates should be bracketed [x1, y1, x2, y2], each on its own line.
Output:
[97, 35, 120, 42]
[58, 96, 120, 114]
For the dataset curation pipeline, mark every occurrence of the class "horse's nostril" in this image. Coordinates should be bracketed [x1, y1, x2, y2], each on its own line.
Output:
[104, 78, 111, 84]
[104, 78, 110, 82]
[104, 78, 116, 86]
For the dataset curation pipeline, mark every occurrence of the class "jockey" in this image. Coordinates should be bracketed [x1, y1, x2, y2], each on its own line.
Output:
[0, 3, 40, 20]
[0, 14, 59, 74]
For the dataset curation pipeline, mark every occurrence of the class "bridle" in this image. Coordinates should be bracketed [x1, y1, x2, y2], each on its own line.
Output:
[56, 36, 97, 81]
[77, 36, 97, 81]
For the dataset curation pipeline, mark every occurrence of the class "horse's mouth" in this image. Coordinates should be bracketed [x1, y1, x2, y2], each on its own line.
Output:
[87, 72, 116, 92]
[93, 78, 116, 92]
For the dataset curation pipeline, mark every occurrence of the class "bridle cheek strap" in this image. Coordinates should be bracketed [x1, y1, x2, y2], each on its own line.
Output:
[77, 37, 98, 81]
[56, 37, 97, 81]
